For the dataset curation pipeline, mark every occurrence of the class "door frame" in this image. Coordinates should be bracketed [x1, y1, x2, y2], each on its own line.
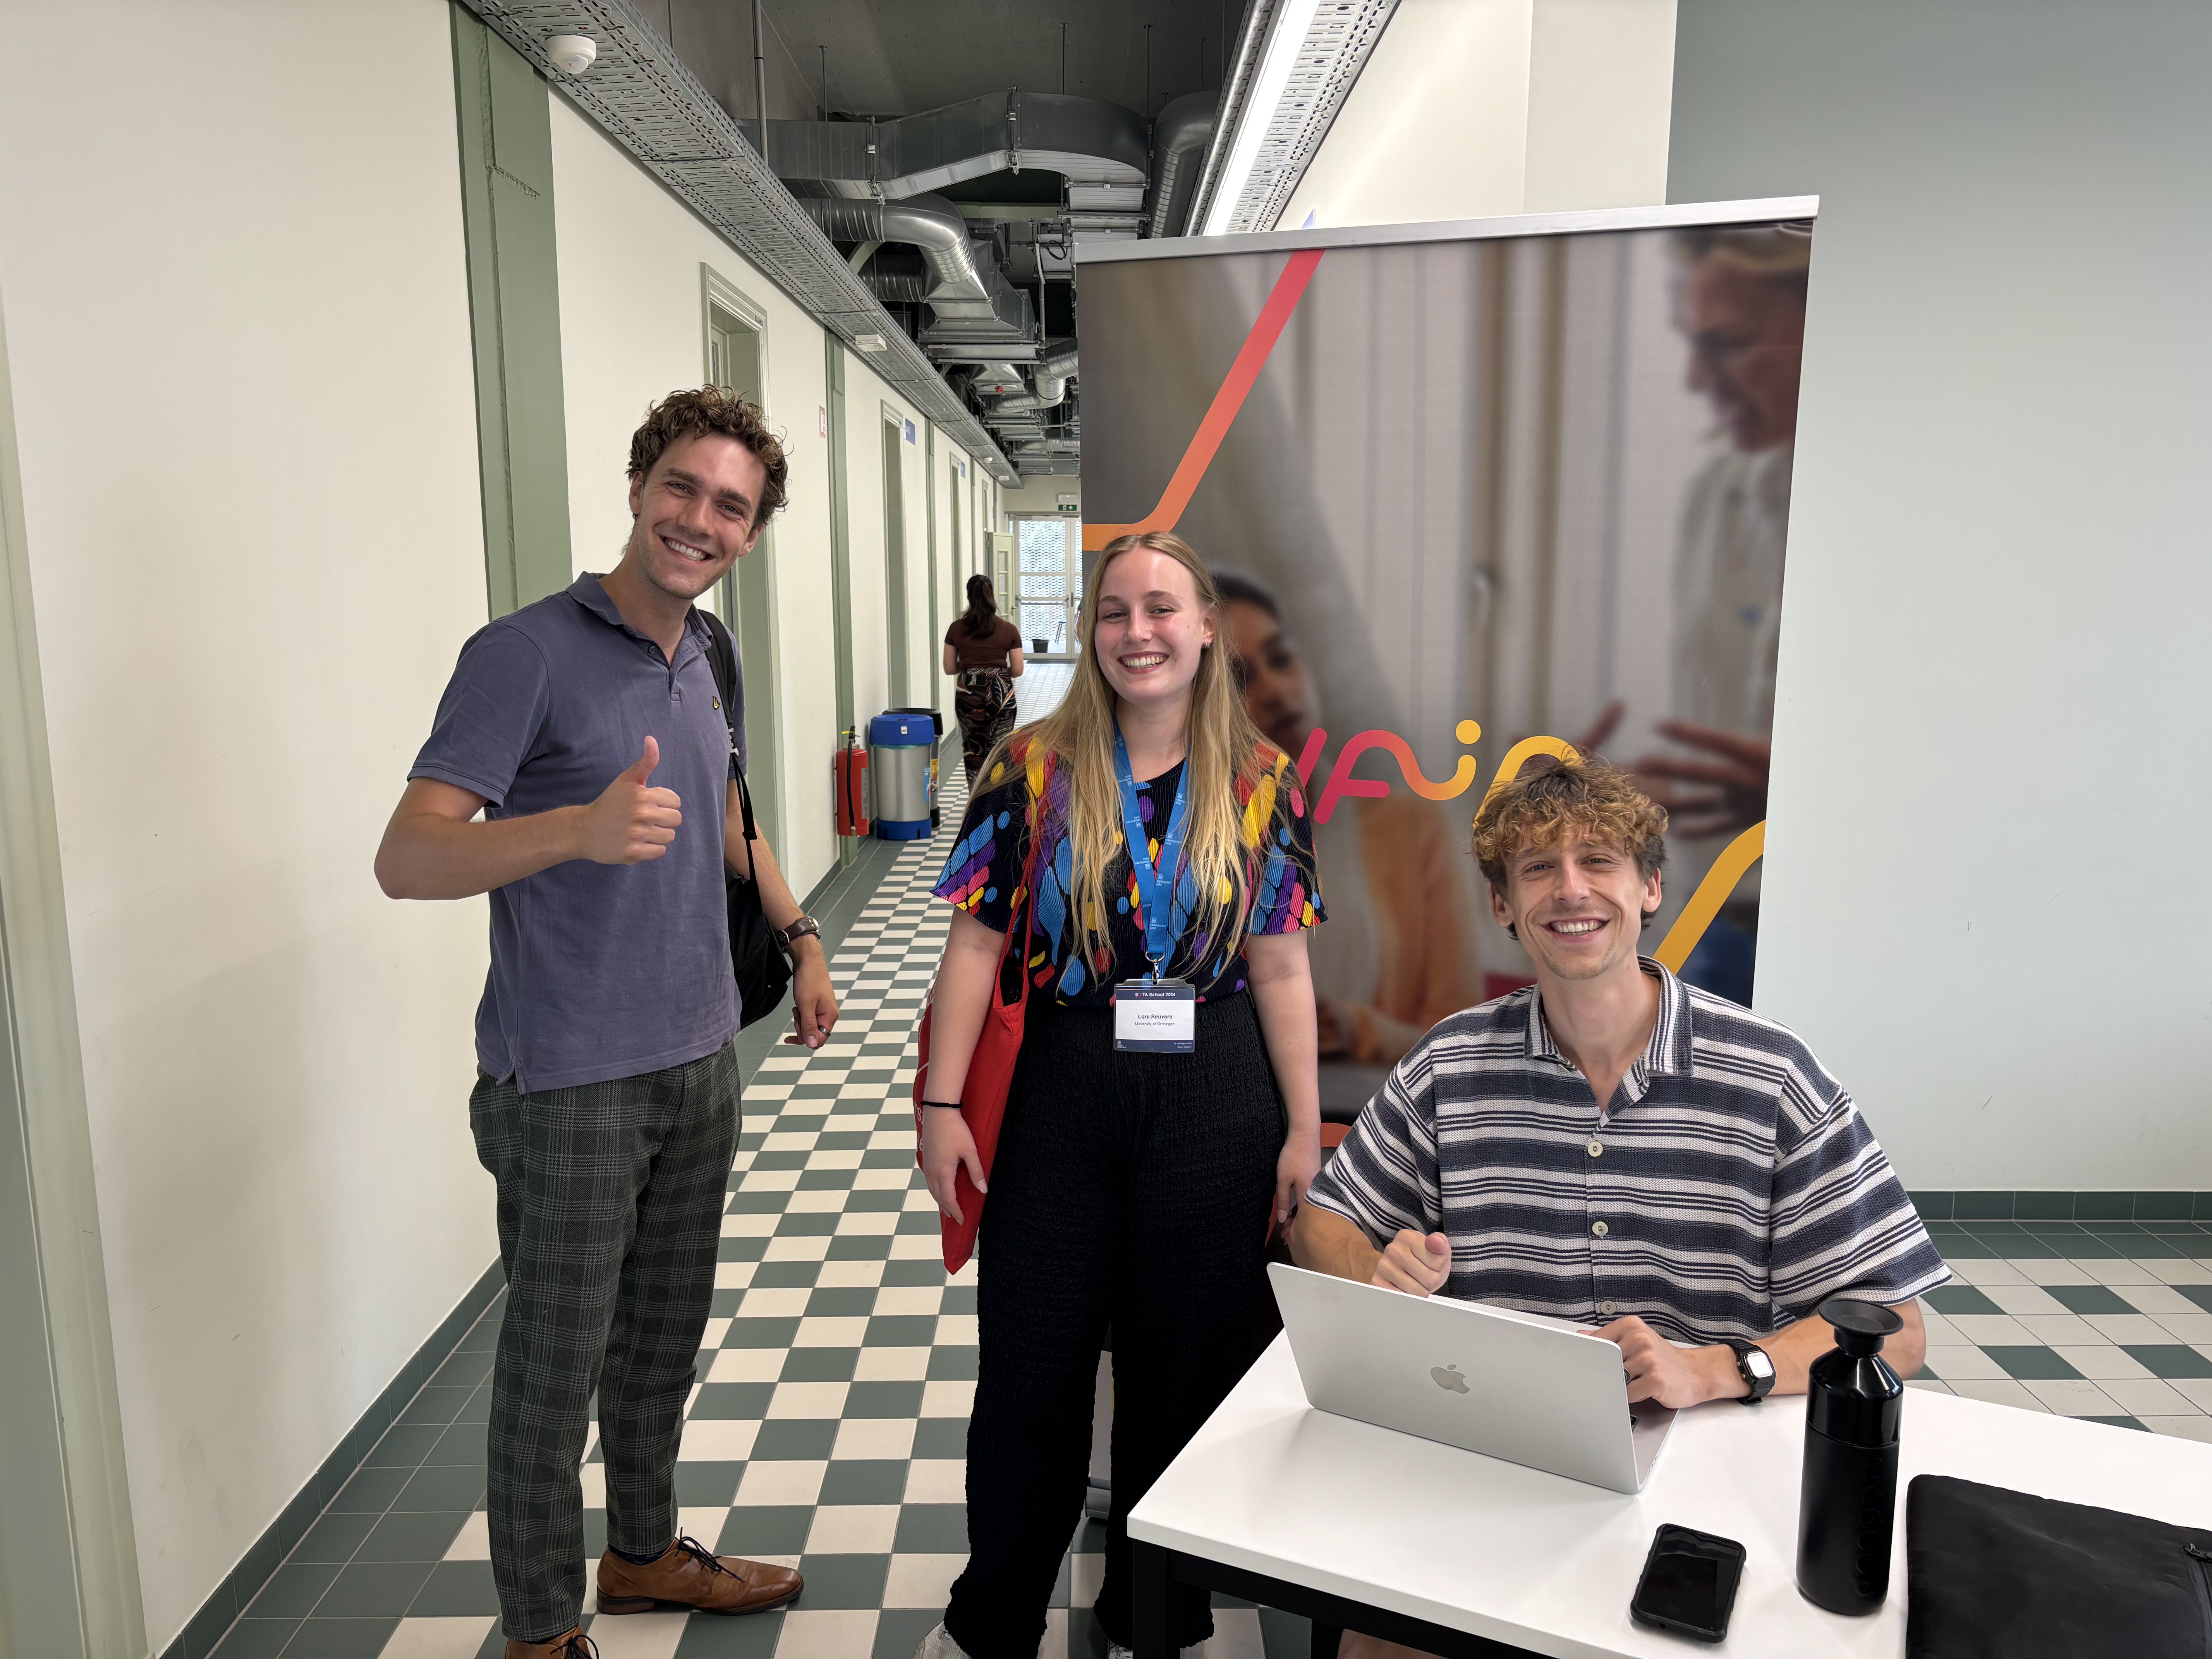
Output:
[700, 264, 786, 859]
[0, 279, 147, 1658]
[878, 404, 910, 709]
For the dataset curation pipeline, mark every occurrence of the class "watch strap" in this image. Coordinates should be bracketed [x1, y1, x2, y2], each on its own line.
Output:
[773, 915, 822, 953]
[1724, 1337, 1776, 1404]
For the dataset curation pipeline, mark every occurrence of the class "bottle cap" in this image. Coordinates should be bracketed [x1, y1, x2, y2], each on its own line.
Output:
[1819, 1297, 1903, 1356]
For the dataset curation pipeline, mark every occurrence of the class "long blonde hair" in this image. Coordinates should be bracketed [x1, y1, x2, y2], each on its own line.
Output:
[984, 532, 1285, 972]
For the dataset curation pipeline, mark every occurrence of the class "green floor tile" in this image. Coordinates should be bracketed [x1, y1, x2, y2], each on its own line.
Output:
[926, 1347, 979, 1382]
[940, 1286, 979, 1316]
[356, 1509, 469, 1563]
[2081, 1416, 2148, 1431]
[363, 1425, 442, 1468]
[292, 1510, 378, 1565]
[820, 1459, 911, 1505]
[2180, 1285, 2212, 1314]
[845, 1381, 927, 1418]
[2039, 1283, 2133, 1315]
[893, 1504, 969, 1553]
[674, 1607, 788, 1658]
[827, 1235, 897, 1260]
[396, 1463, 486, 1512]
[314, 1561, 433, 1618]
[279, 1616, 401, 1658]
[912, 1419, 969, 1460]
[408, 1559, 502, 1617]
[425, 1422, 488, 1466]
[692, 1383, 776, 1420]
[2097, 1233, 2191, 1257]
[673, 1462, 745, 1506]
[396, 1385, 474, 1427]
[431, 1348, 496, 1390]
[326, 1466, 411, 1513]
[452, 1386, 492, 1426]
[793, 1552, 892, 1608]
[716, 1506, 814, 1556]
[725, 1318, 802, 1349]
[750, 1150, 812, 1170]
[782, 1345, 861, 1382]
[874, 1608, 945, 1659]
[208, 1617, 299, 1659]
[244, 1563, 340, 1620]
[2120, 1344, 2212, 1378]
[1982, 1346, 2082, 1380]
[847, 1190, 907, 1214]
[711, 1289, 748, 1317]
[752, 1417, 840, 1460]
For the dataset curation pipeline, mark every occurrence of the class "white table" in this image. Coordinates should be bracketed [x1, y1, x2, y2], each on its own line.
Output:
[1127, 1333, 2212, 1659]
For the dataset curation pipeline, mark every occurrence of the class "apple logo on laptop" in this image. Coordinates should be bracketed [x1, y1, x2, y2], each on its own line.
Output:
[1431, 1365, 1471, 1395]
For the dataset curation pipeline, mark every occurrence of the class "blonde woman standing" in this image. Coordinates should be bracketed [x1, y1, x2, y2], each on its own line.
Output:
[917, 532, 1325, 1659]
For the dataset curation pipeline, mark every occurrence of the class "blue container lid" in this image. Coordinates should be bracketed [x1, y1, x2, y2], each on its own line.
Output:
[868, 712, 933, 747]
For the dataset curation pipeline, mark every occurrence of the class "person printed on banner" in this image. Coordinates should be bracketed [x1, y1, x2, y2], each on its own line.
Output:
[943, 574, 1025, 785]
[1216, 569, 1483, 1084]
[915, 532, 1326, 1659]
[1578, 224, 1809, 1006]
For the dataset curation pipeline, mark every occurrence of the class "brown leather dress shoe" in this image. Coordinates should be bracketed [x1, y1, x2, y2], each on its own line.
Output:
[504, 1629, 595, 1658]
[596, 1537, 803, 1616]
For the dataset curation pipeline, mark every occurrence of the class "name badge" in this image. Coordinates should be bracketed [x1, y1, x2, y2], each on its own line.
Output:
[1114, 979, 1197, 1053]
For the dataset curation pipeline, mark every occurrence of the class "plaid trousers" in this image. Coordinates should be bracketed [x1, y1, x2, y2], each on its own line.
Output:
[469, 1039, 741, 1641]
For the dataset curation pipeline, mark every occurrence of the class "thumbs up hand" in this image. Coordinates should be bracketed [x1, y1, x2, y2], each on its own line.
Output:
[582, 736, 684, 865]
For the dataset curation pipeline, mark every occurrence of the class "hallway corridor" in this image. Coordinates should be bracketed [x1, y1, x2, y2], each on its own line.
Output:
[208, 770, 1276, 1659]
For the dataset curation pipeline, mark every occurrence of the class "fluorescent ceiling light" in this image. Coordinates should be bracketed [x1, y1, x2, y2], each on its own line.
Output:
[1202, 0, 1324, 236]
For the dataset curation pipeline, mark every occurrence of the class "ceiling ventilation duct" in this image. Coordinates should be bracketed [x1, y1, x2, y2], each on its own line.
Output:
[452, 0, 1019, 482]
[1147, 93, 1218, 238]
[800, 194, 1035, 361]
[770, 91, 1147, 203]
[987, 340, 1078, 416]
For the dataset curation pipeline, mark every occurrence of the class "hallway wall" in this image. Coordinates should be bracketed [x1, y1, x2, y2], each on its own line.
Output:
[1670, 0, 2212, 1190]
[0, 0, 499, 1647]
[547, 95, 845, 893]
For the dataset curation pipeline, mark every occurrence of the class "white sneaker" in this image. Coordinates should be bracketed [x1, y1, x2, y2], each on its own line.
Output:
[915, 1623, 972, 1659]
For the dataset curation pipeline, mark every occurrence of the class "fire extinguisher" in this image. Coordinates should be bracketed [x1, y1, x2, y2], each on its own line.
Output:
[835, 728, 870, 836]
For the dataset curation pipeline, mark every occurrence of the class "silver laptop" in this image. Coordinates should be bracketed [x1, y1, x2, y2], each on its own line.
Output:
[1269, 1262, 1678, 1494]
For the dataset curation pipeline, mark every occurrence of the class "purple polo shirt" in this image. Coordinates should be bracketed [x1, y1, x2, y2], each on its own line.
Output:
[411, 574, 744, 1091]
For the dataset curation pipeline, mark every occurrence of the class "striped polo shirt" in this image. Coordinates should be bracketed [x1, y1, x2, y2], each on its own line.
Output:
[1304, 958, 1949, 1345]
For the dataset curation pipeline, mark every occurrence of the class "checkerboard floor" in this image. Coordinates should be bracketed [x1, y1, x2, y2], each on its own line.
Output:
[211, 759, 2212, 1658]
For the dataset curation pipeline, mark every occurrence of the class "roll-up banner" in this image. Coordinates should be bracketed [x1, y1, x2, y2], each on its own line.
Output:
[1076, 200, 1814, 1116]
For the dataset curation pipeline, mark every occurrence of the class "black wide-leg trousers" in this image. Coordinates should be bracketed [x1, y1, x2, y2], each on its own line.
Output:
[945, 995, 1283, 1659]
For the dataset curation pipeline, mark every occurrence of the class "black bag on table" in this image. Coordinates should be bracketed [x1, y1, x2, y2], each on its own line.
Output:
[1906, 1474, 2212, 1658]
[700, 610, 792, 1031]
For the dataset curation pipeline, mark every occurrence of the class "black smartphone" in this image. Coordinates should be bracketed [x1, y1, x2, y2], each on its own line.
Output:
[1629, 1523, 1746, 1643]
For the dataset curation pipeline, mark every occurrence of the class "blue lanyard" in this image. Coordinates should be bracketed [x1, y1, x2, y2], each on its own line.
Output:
[1112, 725, 1193, 981]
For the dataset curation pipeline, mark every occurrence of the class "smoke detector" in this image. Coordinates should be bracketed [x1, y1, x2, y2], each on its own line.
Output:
[854, 333, 888, 353]
[545, 34, 597, 76]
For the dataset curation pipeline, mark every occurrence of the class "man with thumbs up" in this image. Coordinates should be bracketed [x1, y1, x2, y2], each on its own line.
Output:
[376, 388, 832, 1656]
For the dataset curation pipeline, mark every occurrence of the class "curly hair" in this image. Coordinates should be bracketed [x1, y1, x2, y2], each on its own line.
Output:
[626, 386, 788, 528]
[1472, 759, 1668, 898]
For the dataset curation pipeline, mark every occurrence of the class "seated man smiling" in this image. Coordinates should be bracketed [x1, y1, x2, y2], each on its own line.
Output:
[1291, 757, 1947, 1431]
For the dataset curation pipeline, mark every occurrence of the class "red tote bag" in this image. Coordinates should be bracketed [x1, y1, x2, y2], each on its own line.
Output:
[913, 757, 1053, 1272]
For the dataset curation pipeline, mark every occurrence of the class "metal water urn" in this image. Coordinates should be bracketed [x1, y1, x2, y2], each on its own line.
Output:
[1796, 1298, 1905, 1614]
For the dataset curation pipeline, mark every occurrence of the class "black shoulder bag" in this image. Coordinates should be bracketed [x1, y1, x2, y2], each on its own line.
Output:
[700, 611, 793, 1030]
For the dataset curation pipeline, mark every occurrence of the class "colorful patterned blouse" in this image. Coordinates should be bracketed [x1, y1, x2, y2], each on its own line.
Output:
[933, 739, 1325, 1008]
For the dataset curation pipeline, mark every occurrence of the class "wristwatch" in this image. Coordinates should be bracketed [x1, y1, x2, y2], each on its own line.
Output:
[1724, 1338, 1776, 1405]
[772, 915, 823, 956]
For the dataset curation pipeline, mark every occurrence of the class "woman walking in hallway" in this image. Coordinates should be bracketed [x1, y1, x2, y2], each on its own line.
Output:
[917, 532, 1326, 1659]
[944, 574, 1025, 785]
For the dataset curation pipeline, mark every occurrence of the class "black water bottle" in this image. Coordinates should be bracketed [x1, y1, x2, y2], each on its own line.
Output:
[1796, 1298, 1905, 1614]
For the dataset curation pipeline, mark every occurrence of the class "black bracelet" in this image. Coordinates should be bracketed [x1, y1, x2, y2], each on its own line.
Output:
[921, 1099, 965, 1111]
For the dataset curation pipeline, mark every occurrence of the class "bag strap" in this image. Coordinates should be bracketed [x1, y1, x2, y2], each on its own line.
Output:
[698, 609, 759, 874]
